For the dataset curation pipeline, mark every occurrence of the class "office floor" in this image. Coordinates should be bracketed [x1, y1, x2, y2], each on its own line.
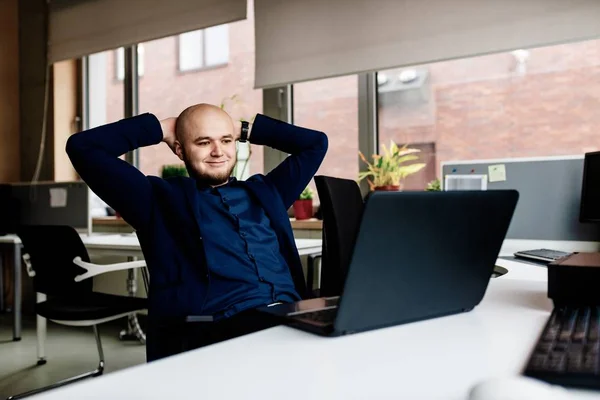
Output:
[0, 314, 146, 398]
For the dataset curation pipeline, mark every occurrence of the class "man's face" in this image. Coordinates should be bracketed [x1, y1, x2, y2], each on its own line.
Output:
[175, 111, 237, 186]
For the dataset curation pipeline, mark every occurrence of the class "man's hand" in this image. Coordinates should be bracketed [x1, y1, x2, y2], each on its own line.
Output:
[232, 120, 242, 141]
[233, 119, 253, 141]
[160, 117, 177, 154]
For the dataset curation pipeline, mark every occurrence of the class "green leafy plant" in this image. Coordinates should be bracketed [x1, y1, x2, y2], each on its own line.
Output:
[358, 141, 426, 190]
[161, 164, 188, 179]
[426, 178, 441, 191]
[220, 94, 240, 111]
[220, 94, 254, 180]
[299, 186, 314, 200]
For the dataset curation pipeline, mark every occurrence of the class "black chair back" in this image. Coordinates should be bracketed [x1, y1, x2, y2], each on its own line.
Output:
[0, 184, 20, 235]
[314, 176, 364, 297]
[17, 225, 93, 296]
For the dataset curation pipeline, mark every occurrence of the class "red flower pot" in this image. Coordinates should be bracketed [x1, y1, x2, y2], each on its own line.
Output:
[293, 199, 313, 220]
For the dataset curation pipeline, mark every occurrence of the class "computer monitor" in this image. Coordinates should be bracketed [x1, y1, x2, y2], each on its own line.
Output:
[8, 181, 92, 234]
[580, 151, 600, 222]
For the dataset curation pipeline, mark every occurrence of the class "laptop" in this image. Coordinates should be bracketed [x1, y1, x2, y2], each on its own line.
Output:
[259, 190, 519, 336]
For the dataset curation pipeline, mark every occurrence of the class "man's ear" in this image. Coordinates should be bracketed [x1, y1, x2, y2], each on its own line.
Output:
[174, 141, 184, 161]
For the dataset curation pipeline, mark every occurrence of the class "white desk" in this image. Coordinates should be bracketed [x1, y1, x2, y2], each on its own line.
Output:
[0, 233, 322, 341]
[28, 262, 600, 400]
[82, 234, 323, 258]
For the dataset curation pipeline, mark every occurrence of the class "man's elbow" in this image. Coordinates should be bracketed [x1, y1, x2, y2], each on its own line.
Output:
[65, 134, 91, 169]
[316, 131, 329, 154]
[65, 133, 84, 160]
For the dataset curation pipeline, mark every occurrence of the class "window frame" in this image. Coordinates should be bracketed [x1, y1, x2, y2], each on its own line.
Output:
[177, 26, 230, 73]
[115, 45, 145, 81]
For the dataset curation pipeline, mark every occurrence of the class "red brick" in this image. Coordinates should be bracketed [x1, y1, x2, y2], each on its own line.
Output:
[102, 12, 600, 194]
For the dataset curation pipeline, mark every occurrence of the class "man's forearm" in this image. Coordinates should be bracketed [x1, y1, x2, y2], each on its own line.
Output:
[65, 114, 163, 231]
[67, 113, 163, 159]
[247, 114, 326, 155]
[245, 114, 328, 209]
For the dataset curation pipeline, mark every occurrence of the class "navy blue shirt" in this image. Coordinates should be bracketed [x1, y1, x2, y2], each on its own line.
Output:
[197, 179, 300, 318]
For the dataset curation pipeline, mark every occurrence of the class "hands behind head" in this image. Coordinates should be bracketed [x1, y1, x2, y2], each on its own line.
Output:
[160, 117, 178, 154]
[160, 114, 247, 155]
[232, 120, 242, 141]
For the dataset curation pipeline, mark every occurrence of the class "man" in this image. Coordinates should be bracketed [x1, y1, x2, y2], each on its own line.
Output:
[66, 104, 328, 361]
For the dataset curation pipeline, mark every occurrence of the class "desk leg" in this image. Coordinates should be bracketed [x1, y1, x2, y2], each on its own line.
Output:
[13, 242, 21, 341]
[36, 293, 47, 364]
[119, 257, 145, 344]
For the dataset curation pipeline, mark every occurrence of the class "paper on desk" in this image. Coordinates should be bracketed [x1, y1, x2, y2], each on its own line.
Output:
[49, 188, 68, 208]
[488, 164, 507, 182]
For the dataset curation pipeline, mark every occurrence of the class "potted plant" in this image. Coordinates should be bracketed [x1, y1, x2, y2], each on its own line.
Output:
[231, 118, 253, 180]
[220, 94, 255, 180]
[358, 141, 426, 191]
[293, 186, 314, 220]
[161, 164, 188, 179]
[426, 178, 441, 191]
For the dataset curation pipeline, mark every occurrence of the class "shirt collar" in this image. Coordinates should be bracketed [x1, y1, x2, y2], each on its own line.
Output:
[196, 176, 237, 191]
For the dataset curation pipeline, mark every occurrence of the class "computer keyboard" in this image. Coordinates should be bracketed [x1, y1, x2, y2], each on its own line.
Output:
[293, 308, 338, 324]
[524, 306, 600, 389]
[514, 248, 572, 263]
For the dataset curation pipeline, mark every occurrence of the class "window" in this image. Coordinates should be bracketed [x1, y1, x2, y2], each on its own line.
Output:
[85, 49, 125, 216]
[294, 75, 359, 199]
[137, 17, 261, 178]
[87, 49, 124, 128]
[179, 25, 229, 72]
[115, 45, 145, 81]
[377, 38, 600, 190]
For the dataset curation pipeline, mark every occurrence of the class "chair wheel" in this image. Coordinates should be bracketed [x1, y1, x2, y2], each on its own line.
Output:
[37, 359, 47, 366]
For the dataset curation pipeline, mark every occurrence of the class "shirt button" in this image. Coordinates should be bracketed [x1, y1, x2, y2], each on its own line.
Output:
[241, 232, 247, 237]
[249, 253, 255, 260]
[259, 277, 265, 282]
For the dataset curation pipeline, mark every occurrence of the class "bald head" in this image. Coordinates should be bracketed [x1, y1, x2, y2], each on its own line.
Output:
[173, 103, 237, 186]
[176, 103, 234, 142]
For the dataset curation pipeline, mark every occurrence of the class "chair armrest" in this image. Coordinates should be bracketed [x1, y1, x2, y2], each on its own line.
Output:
[72, 256, 147, 282]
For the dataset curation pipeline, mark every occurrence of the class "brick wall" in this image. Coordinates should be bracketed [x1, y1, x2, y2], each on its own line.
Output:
[104, 14, 600, 191]
[294, 76, 359, 182]
[105, 12, 263, 178]
[380, 39, 600, 187]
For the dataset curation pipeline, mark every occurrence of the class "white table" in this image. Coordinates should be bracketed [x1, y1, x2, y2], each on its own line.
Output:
[27, 260, 600, 400]
[82, 233, 323, 258]
[0, 233, 322, 341]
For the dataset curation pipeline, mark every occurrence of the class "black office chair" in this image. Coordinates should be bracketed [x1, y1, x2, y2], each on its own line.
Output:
[8, 225, 147, 400]
[313, 175, 364, 297]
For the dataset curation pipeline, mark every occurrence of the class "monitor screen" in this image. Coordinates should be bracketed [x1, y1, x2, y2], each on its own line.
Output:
[580, 152, 600, 222]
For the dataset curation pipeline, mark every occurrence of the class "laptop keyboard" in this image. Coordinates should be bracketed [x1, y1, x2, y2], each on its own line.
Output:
[294, 308, 338, 324]
[524, 306, 600, 389]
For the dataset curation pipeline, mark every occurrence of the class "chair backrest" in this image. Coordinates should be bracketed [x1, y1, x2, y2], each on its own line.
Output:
[0, 184, 20, 235]
[314, 176, 364, 297]
[17, 225, 93, 296]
